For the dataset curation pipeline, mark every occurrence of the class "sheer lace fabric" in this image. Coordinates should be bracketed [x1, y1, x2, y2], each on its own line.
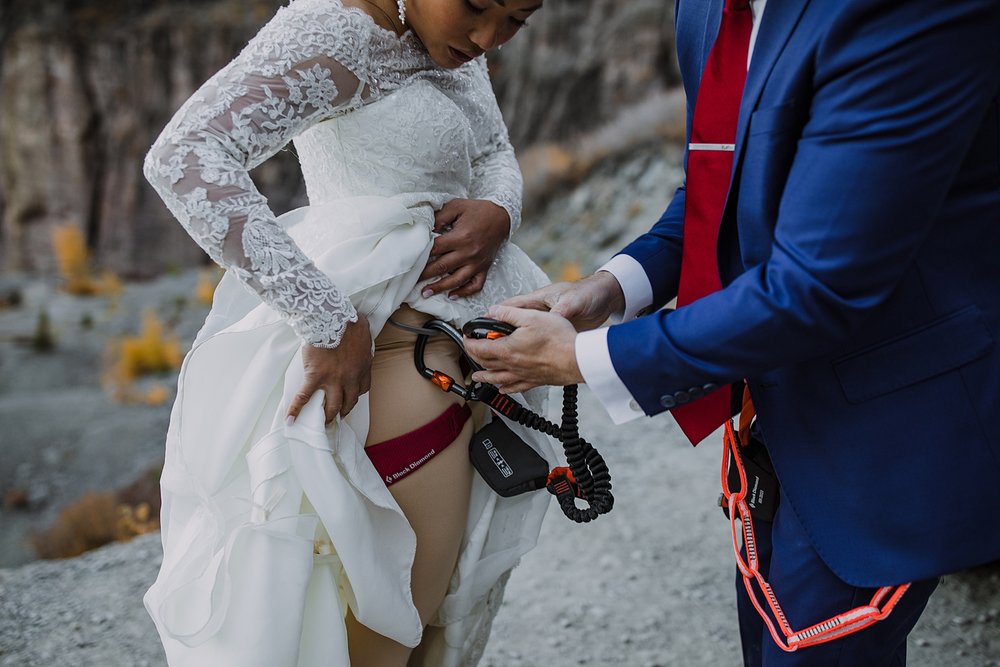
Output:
[145, 0, 523, 348]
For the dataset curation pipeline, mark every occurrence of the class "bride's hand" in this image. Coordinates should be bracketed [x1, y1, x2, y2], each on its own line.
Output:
[418, 199, 510, 300]
[286, 314, 373, 424]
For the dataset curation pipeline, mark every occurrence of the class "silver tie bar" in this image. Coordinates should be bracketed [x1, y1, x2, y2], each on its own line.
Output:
[688, 143, 735, 152]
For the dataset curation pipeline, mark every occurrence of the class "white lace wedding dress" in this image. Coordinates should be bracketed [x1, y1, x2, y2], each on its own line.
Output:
[141, 1, 554, 665]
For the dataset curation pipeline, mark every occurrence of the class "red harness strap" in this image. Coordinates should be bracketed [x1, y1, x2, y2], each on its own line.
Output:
[366, 403, 472, 486]
[721, 420, 911, 651]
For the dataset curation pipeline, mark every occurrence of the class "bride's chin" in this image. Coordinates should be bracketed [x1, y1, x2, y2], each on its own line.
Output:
[420, 44, 468, 69]
[429, 52, 465, 69]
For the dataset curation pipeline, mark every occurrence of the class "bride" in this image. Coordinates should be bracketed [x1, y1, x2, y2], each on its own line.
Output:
[141, 0, 553, 664]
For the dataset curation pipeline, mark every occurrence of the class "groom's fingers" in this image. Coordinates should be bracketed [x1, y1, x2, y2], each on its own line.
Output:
[501, 283, 573, 311]
[485, 304, 540, 328]
[471, 369, 520, 386]
[500, 293, 552, 311]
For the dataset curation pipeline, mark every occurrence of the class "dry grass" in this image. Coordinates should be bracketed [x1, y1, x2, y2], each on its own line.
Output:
[102, 310, 183, 402]
[31, 464, 162, 560]
[195, 269, 221, 306]
[30, 492, 120, 560]
[50, 224, 123, 300]
[50, 225, 97, 296]
[559, 262, 583, 282]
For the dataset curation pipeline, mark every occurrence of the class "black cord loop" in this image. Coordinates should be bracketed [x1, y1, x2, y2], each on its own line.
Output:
[392, 317, 614, 523]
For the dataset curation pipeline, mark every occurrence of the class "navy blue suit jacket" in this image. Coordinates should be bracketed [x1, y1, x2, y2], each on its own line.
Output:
[607, 0, 1000, 586]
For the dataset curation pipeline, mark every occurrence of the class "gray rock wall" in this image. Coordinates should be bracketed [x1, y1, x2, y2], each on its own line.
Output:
[490, 0, 678, 147]
[0, 0, 305, 277]
[0, 0, 677, 277]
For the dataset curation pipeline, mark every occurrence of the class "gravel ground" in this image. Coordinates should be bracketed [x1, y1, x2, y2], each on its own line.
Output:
[1, 387, 998, 667]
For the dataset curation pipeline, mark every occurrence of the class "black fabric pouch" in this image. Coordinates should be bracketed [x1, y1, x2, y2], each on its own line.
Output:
[469, 417, 549, 497]
[726, 432, 780, 522]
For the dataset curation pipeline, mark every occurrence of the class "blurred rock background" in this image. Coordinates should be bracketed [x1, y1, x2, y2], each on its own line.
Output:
[0, 0, 679, 276]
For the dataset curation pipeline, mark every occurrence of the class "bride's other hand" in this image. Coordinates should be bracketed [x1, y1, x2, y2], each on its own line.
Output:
[418, 198, 510, 300]
[287, 314, 373, 424]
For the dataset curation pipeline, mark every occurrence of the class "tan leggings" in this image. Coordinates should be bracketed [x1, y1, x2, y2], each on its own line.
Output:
[346, 305, 480, 667]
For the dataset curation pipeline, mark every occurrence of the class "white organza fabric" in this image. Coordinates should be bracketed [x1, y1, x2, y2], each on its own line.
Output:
[142, 2, 553, 666]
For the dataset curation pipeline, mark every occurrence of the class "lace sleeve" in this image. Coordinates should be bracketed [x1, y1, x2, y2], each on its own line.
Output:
[464, 58, 524, 237]
[143, 0, 374, 348]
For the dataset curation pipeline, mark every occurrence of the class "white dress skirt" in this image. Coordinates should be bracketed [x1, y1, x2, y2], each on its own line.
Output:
[145, 197, 556, 666]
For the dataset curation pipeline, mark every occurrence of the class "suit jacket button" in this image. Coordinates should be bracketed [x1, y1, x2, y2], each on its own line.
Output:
[674, 390, 690, 404]
[660, 395, 676, 409]
[703, 383, 718, 393]
[688, 386, 704, 399]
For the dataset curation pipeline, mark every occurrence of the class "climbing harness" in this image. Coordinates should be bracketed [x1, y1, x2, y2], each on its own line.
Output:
[389, 316, 614, 523]
[721, 419, 911, 651]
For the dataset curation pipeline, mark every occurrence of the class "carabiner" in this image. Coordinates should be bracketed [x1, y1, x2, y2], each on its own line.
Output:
[411, 319, 483, 400]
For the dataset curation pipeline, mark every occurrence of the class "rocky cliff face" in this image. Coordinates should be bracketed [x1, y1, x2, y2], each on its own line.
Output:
[491, 0, 678, 148]
[0, 0, 676, 277]
[0, 0, 297, 276]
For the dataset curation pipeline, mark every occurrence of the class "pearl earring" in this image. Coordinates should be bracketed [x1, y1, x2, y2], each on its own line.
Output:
[397, 0, 406, 26]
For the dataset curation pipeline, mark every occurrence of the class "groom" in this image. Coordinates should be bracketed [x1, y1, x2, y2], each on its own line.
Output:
[466, 0, 1000, 664]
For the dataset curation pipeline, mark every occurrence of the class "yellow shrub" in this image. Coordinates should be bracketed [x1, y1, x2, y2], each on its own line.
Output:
[116, 502, 160, 540]
[50, 225, 125, 300]
[103, 310, 183, 401]
[144, 384, 171, 406]
[195, 269, 220, 306]
[559, 262, 583, 283]
[51, 225, 97, 295]
[96, 270, 123, 302]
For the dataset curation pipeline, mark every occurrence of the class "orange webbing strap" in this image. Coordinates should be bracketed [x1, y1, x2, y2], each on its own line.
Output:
[721, 421, 911, 651]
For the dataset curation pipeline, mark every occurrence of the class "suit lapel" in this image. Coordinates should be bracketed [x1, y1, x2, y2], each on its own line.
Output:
[731, 0, 810, 175]
[674, 0, 722, 107]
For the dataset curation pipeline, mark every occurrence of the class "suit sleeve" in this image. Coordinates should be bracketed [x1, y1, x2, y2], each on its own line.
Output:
[607, 0, 1000, 415]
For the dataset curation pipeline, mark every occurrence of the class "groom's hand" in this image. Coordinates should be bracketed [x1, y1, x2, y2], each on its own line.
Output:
[464, 306, 583, 394]
[501, 271, 625, 331]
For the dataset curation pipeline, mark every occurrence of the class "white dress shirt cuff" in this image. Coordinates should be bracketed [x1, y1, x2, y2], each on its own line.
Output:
[598, 255, 654, 323]
[575, 328, 645, 425]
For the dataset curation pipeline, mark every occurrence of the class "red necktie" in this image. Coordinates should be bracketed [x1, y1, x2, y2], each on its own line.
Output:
[672, 0, 753, 445]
